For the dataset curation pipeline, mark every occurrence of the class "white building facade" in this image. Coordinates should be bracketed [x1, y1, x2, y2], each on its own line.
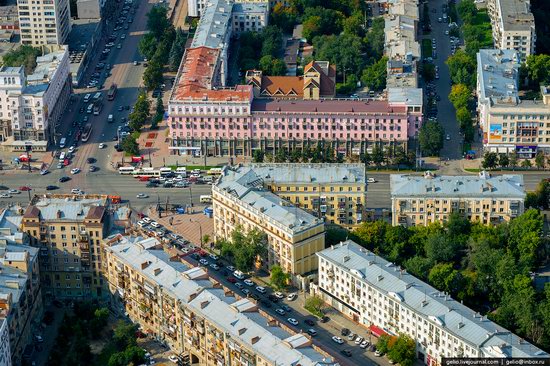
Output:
[316, 241, 548, 366]
[0, 47, 71, 150]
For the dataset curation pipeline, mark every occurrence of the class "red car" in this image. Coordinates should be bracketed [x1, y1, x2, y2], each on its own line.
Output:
[199, 250, 208, 257]
[227, 277, 237, 283]
[19, 186, 31, 191]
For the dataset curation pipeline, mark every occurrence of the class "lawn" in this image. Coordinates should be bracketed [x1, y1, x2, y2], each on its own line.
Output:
[422, 39, 433, 59]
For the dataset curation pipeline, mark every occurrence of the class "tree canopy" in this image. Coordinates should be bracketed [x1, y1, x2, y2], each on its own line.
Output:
[418, 120, 444, 156]
[218, 226, 268, 272]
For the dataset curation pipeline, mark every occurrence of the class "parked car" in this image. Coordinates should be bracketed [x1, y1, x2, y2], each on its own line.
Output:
[332, 336, 344, 344]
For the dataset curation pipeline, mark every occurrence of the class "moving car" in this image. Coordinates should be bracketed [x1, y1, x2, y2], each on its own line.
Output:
[243, 279, 254, 287]
[70, 168, 80, 174]
[255, 286, 266, 294]
[59, 176, 71, 182]
[287, 318, 298, 326]
[274, 292, 284, 299]
[332, 336, 344, 344]
[275, 308, 285, 316]
[46, 185, 58, 190]
[136, 193, 148, 199]
[287, 293, 297, 301]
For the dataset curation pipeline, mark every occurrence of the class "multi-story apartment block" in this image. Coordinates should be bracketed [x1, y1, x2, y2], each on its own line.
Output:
[0, 318, 11, 366]
[103, 234, 338, 366]
[0, 208, 43, 366]
[20, 194, 112, 301]
[244, 163, 367, 226]
[390, 171, 525, 227]
[168, 0, 423, 158]
[476, 48, 521, 148]
[487, 0, 535, 60]
[316, 241, 549, 365]
[188, 0, 268, 18]
[0, 46, 71, 151]
[213, 165, 325, 284]
[17, 0, 71, 50]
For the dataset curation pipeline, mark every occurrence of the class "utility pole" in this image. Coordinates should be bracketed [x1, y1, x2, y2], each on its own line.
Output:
[188, 185, 193, 207]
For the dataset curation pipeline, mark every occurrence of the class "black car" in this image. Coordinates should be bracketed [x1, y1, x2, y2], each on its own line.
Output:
[340, 349, 352, 357]
[125, 105, 130, 110]
[341, 328, 350, 336]
[79, 107, 85, 113]
[281, 305, 291, 312]
[89, 166, 98, 172]
[320, 316, 329, 323]
[267, 294, 279, 302]
[146, 182, 158, 188]
[304, 319, 315, 326]
[260, 300, 272, 308]
[46, 185, 58, 190]
[250, 293, 260, 301]
[59, 176, 71, 183]
[86, 157, 95, 164]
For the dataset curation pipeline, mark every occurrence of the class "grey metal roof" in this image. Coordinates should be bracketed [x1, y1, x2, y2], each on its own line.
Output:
[32, 196, 108, 221]
[391, 172, 525, 199]
[318, 241, 548, 358]
[215, 166, 324, 234]
[108, 237, 337, 366]
[498, 0, 535, 31]
[190, 0, 233, 50]
[388, 87, 423, 106]
[248, 163, 366, 184]
[477, 49, 520, 102]
[232, 2, 267, 14]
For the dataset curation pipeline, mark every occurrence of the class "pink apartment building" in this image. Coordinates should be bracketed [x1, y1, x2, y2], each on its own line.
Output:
[168, 46, 423, 157]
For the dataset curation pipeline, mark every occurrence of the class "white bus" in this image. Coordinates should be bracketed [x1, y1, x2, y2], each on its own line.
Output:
[118, 166, 136, 174]
[209, 168, 222, 176]
[59, 138, 66, 148]
[159, 167, 172, 176]
[176, 167, 187, 176]
[132, 168, 161, 178]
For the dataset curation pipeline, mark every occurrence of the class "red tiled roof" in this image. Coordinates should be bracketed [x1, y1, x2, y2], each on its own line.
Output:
[173, 46, 252, 102]
[252, 99, 407, 114]
[23, 206, 40, 219]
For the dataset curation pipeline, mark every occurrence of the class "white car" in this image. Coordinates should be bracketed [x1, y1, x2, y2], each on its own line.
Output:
[68, 146, 75, 153]
[168, 355, 179, 363]
[142, 217, 152, 223]
[367, 178, 377, 183]
[255, 286, 266, 294]
[98, 143, 106, 149]
[136, 193, 148, 199]
[287, 318, 298, 326]
[274, 291, 284, 299]
[70, 168, 80, 174]
[446, 134, 451, 140]
[275, 308, 285, 315]
[137, 220, 146, 227]
[8, 189, 19, 194]
[354, 336, 364, 345]
[360, 340, 369, 349]
[40, 169, 49, 175]
[287, 293, 297, 301]
[209, 263, 220, 270]
[227, 266, 236, 272]
[243, 279, 254, 287]
[0, 193, 11, 198]
[150, 221, 160, 228]
[332, 336, 344, 344]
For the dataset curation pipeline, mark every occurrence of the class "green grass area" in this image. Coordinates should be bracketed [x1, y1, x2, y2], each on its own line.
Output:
[422, 39, 433, 58]
[94, 343, 117, 366]
[304, 304, 324, 318]
[464, 168, 481, 173]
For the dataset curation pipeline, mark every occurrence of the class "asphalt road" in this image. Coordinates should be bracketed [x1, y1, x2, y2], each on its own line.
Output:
[426, 0, 463, 159]
[181, 254, 382, 366]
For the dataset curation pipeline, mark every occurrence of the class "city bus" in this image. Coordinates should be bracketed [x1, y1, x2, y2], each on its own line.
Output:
[132, 168, 161, 178]
[118, 166, 135, 174]
[159, 167, 172, 176]
[81, 123, 93, 142]
[107, 84, 118, 101]
[209, 168, 222, 176]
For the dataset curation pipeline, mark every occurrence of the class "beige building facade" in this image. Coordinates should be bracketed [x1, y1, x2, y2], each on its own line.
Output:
[103, 235, 337, 366]
[20, 195, 112, 300]
[17, 0, 71, 50]
[390, 172, 525, 227]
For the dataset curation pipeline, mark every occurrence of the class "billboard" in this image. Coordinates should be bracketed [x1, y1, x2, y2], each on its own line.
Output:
[489, 124, 502, 141]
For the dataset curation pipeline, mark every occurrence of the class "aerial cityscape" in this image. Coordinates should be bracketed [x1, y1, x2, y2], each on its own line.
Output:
[0, 0, 548, 365]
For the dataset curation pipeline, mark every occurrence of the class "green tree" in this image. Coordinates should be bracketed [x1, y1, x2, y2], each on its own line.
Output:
[449, 83, 471, 109]
[252, 150, 264, 163]
[499, 153, 510, 168]
[361, 56, 388, 91]
[260, 25, 284, 58]
[456, 107, 472, 131]
[302, 16, 322, 41]
[143, 61, 164, 91]
[376, 334, 392, 354]
[269, 3, 299, 33]
[428, 263, 464, 295]
[124, 345, 146, 365]
[535, 151, 546, 169]
[304, 295, 327, 318]
[314, 34, 365, 79]
[353, 220, 388, 251]
[422, 62, 436, 82]
[220, 226, 268, 272]
[418, 120, 444, 156]
[121, 136, 140, 156]
[343, 11, 365, 37]
[258, 55, 287, 76]
[446, 50, 476, 87]
[138, 33, 157, 60]
[371, 145, 385, 169]
[425, 233, 461, 263]
[363, 17, 385, 59]
[388, 335, 416, 366]
[509, 152, 518, 170]
[270, 265, 290, 290]
[521, 159, 532, 168]
[525, 54, 550, 85]
[457, 0, 477, 23]
[2, 45, 42, 74]
[113, 321, 138, 350]
[147, 6, 170, 39]
[482, 152, 498, 170]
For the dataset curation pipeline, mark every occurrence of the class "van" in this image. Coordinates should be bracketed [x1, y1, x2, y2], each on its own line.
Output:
[200, 195, 212, 203]
[107, 114, 114, 123]
[59, 152, 66, 160]
[83, 93, 91, 103]
[87, 104, 93, 114]
[93, 92, 102, 101]
[233, 270, 245, 280]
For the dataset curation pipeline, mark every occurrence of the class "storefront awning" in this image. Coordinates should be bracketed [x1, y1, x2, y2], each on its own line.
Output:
[369, 324, 387, 338]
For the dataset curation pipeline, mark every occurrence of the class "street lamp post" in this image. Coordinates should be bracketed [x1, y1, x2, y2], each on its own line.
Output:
[190, 219, 203, 248]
